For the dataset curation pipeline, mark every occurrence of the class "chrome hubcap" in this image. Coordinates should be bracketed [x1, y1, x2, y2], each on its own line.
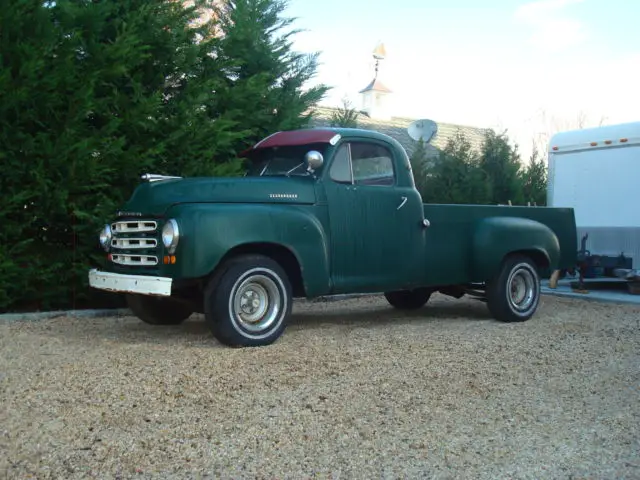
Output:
[507, 265, 537, 312]
[239, 286, 267, 319]
[233, 274, 281, 332]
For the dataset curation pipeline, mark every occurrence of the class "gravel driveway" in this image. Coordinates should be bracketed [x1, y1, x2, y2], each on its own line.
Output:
[1, 293, 639, 479]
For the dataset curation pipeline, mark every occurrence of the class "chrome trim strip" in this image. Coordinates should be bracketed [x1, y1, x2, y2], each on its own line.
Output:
[347, 143, 354, 184]
[111, 254, 158, 266]
[253, 131, 281, 148]
[111, 221, 158, 233]
[111, 238, 158, 249]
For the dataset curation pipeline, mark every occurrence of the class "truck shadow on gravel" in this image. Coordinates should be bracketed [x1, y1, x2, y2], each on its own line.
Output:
[288, 301, 493, 329]
[45, 299, 494, 346]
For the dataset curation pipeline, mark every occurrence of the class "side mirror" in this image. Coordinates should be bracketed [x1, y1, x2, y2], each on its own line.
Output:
[304, 150, 324, 172]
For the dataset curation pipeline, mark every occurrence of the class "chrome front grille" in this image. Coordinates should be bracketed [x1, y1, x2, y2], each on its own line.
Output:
[111, 220, 157, 233]
[111, 254, 159, 266]
[111, 237, 158, 249]
[110, 218, 160, 267]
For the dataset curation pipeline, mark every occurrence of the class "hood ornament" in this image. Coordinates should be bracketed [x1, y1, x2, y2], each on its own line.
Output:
[141, 173, 183, 183]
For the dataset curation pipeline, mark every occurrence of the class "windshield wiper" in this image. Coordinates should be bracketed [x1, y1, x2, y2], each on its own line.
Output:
[285, 162, 307, 177]
[259, 161, 271, 176]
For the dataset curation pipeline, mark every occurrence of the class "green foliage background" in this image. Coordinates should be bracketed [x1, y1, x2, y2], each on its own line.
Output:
[0, 0, 548, 313]
[0, 0, 328, 312]
[410, 129, 548, 207]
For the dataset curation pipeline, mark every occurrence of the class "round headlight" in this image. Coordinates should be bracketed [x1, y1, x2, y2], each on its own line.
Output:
[99, 224, 112, 251]
[162, 219, 180, 254]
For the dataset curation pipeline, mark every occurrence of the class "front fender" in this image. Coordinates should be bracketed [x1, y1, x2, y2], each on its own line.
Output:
[471, 216, 560, 280]
[165, 203, 331, 297]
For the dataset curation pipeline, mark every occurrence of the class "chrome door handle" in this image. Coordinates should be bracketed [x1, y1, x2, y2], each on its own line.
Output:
[397, 196, 407, 210]
[422, 219, 431, 228]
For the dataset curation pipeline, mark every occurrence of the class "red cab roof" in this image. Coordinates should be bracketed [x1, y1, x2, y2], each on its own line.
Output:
[239, 129, 340, 157]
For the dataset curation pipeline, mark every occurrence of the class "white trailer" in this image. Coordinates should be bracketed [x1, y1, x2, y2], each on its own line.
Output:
[547, 121, 640, 280]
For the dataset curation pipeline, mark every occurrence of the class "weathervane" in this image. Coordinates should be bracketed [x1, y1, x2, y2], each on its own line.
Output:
[372, 42, 386, 79]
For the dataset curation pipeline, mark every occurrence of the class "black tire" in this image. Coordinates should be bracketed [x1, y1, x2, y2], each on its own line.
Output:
[486, 254, 541, 322]
[126, 294, 193, 325]
[204, 254, 292, 347]
[384, 288, 433, 310]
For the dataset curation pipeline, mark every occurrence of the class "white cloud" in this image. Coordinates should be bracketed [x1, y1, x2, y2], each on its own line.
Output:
[528, 18, 587, 50]
[514, 0, 588, 51]
[514, 0, 584, 20]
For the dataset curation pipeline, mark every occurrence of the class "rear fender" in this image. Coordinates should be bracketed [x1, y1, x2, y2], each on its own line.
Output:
[471, 217, 560, 280]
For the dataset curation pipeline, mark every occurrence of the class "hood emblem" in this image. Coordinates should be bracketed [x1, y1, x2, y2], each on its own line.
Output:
[269, 193, 298, 199]
[117, 211, 143, 217]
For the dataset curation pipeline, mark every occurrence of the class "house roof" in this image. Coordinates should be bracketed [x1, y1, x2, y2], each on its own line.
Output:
[309, 105, 488, 158]
[358, 78, 392, 94]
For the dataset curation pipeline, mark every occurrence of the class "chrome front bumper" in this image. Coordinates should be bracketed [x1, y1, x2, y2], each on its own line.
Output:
[88, 269, 172, 296]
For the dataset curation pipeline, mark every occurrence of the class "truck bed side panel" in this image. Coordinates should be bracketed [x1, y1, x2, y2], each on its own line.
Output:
[422, 204, 577, 285]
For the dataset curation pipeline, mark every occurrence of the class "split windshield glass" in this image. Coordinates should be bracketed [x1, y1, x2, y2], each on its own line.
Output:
[245, 143, 327, 177]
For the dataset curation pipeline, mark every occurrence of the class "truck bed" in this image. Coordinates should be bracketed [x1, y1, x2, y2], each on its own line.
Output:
[421, 203, 577, 284]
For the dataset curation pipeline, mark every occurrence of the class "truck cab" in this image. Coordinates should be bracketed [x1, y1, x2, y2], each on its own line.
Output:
[89, 128, 577, 347]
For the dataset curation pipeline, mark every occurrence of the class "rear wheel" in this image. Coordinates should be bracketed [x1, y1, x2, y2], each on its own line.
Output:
[486, 254, 540, 322]
[384, 288, 433, 310]
[126, 294, 193, 325]
[204, 254, 292, 347]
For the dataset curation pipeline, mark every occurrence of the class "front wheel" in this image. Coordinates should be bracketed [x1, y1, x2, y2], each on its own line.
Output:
[204, 254, 292, 347]
[384, 288, 433, 310]
[126, 294, 193, 325]
[486, 254, 541, 322]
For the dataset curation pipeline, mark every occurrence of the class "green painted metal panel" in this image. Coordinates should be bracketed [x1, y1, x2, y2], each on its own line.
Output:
[318, 134, 427, 293]
[95, 127, 578, 298]
[123, 176, 317, 216]
[421, 204, 576, 285]
[163, 203, 332, 297]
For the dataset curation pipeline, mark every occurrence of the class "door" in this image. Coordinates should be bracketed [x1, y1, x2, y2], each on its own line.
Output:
[324, 139, 425, 293]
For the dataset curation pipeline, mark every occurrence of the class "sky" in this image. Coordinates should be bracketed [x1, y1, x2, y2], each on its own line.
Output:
[283, 0, 640, 159]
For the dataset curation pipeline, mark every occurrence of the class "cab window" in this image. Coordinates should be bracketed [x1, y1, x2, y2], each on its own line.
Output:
[350, 142, 395, 186]
[329, 143, 353, 184]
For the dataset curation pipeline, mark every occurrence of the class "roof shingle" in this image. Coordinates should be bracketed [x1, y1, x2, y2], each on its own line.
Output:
[309, 105, 488, 158]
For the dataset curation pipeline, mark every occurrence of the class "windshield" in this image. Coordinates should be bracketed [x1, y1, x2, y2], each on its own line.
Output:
[244, 143, 327, 177]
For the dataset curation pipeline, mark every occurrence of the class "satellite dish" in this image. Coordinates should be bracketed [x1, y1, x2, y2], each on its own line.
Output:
[408, 119, 438, 143]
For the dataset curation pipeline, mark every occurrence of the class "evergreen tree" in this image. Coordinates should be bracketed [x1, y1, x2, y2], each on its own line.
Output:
[0, 0, 330, 312]
[415, 129, 549, 207]
[420, 131, 492, 205]
[478, 129, 525, 205]
[520, 145, 548, 206]
[0, 0, 237, 312]
[211, 0, 330, 155]
[409, 139, 430, 197]
[329, 98, 360, 128]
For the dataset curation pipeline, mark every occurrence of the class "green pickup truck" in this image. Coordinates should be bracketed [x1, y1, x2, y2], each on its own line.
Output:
[89, 127, 577, 347]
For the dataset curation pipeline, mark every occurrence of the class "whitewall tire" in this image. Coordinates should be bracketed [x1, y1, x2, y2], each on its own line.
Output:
[486, 254, 541, 322]
[204, 254, 292, 347]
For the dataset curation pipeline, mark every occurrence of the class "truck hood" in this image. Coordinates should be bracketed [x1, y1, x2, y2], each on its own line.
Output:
[121, 176, 316, 216]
